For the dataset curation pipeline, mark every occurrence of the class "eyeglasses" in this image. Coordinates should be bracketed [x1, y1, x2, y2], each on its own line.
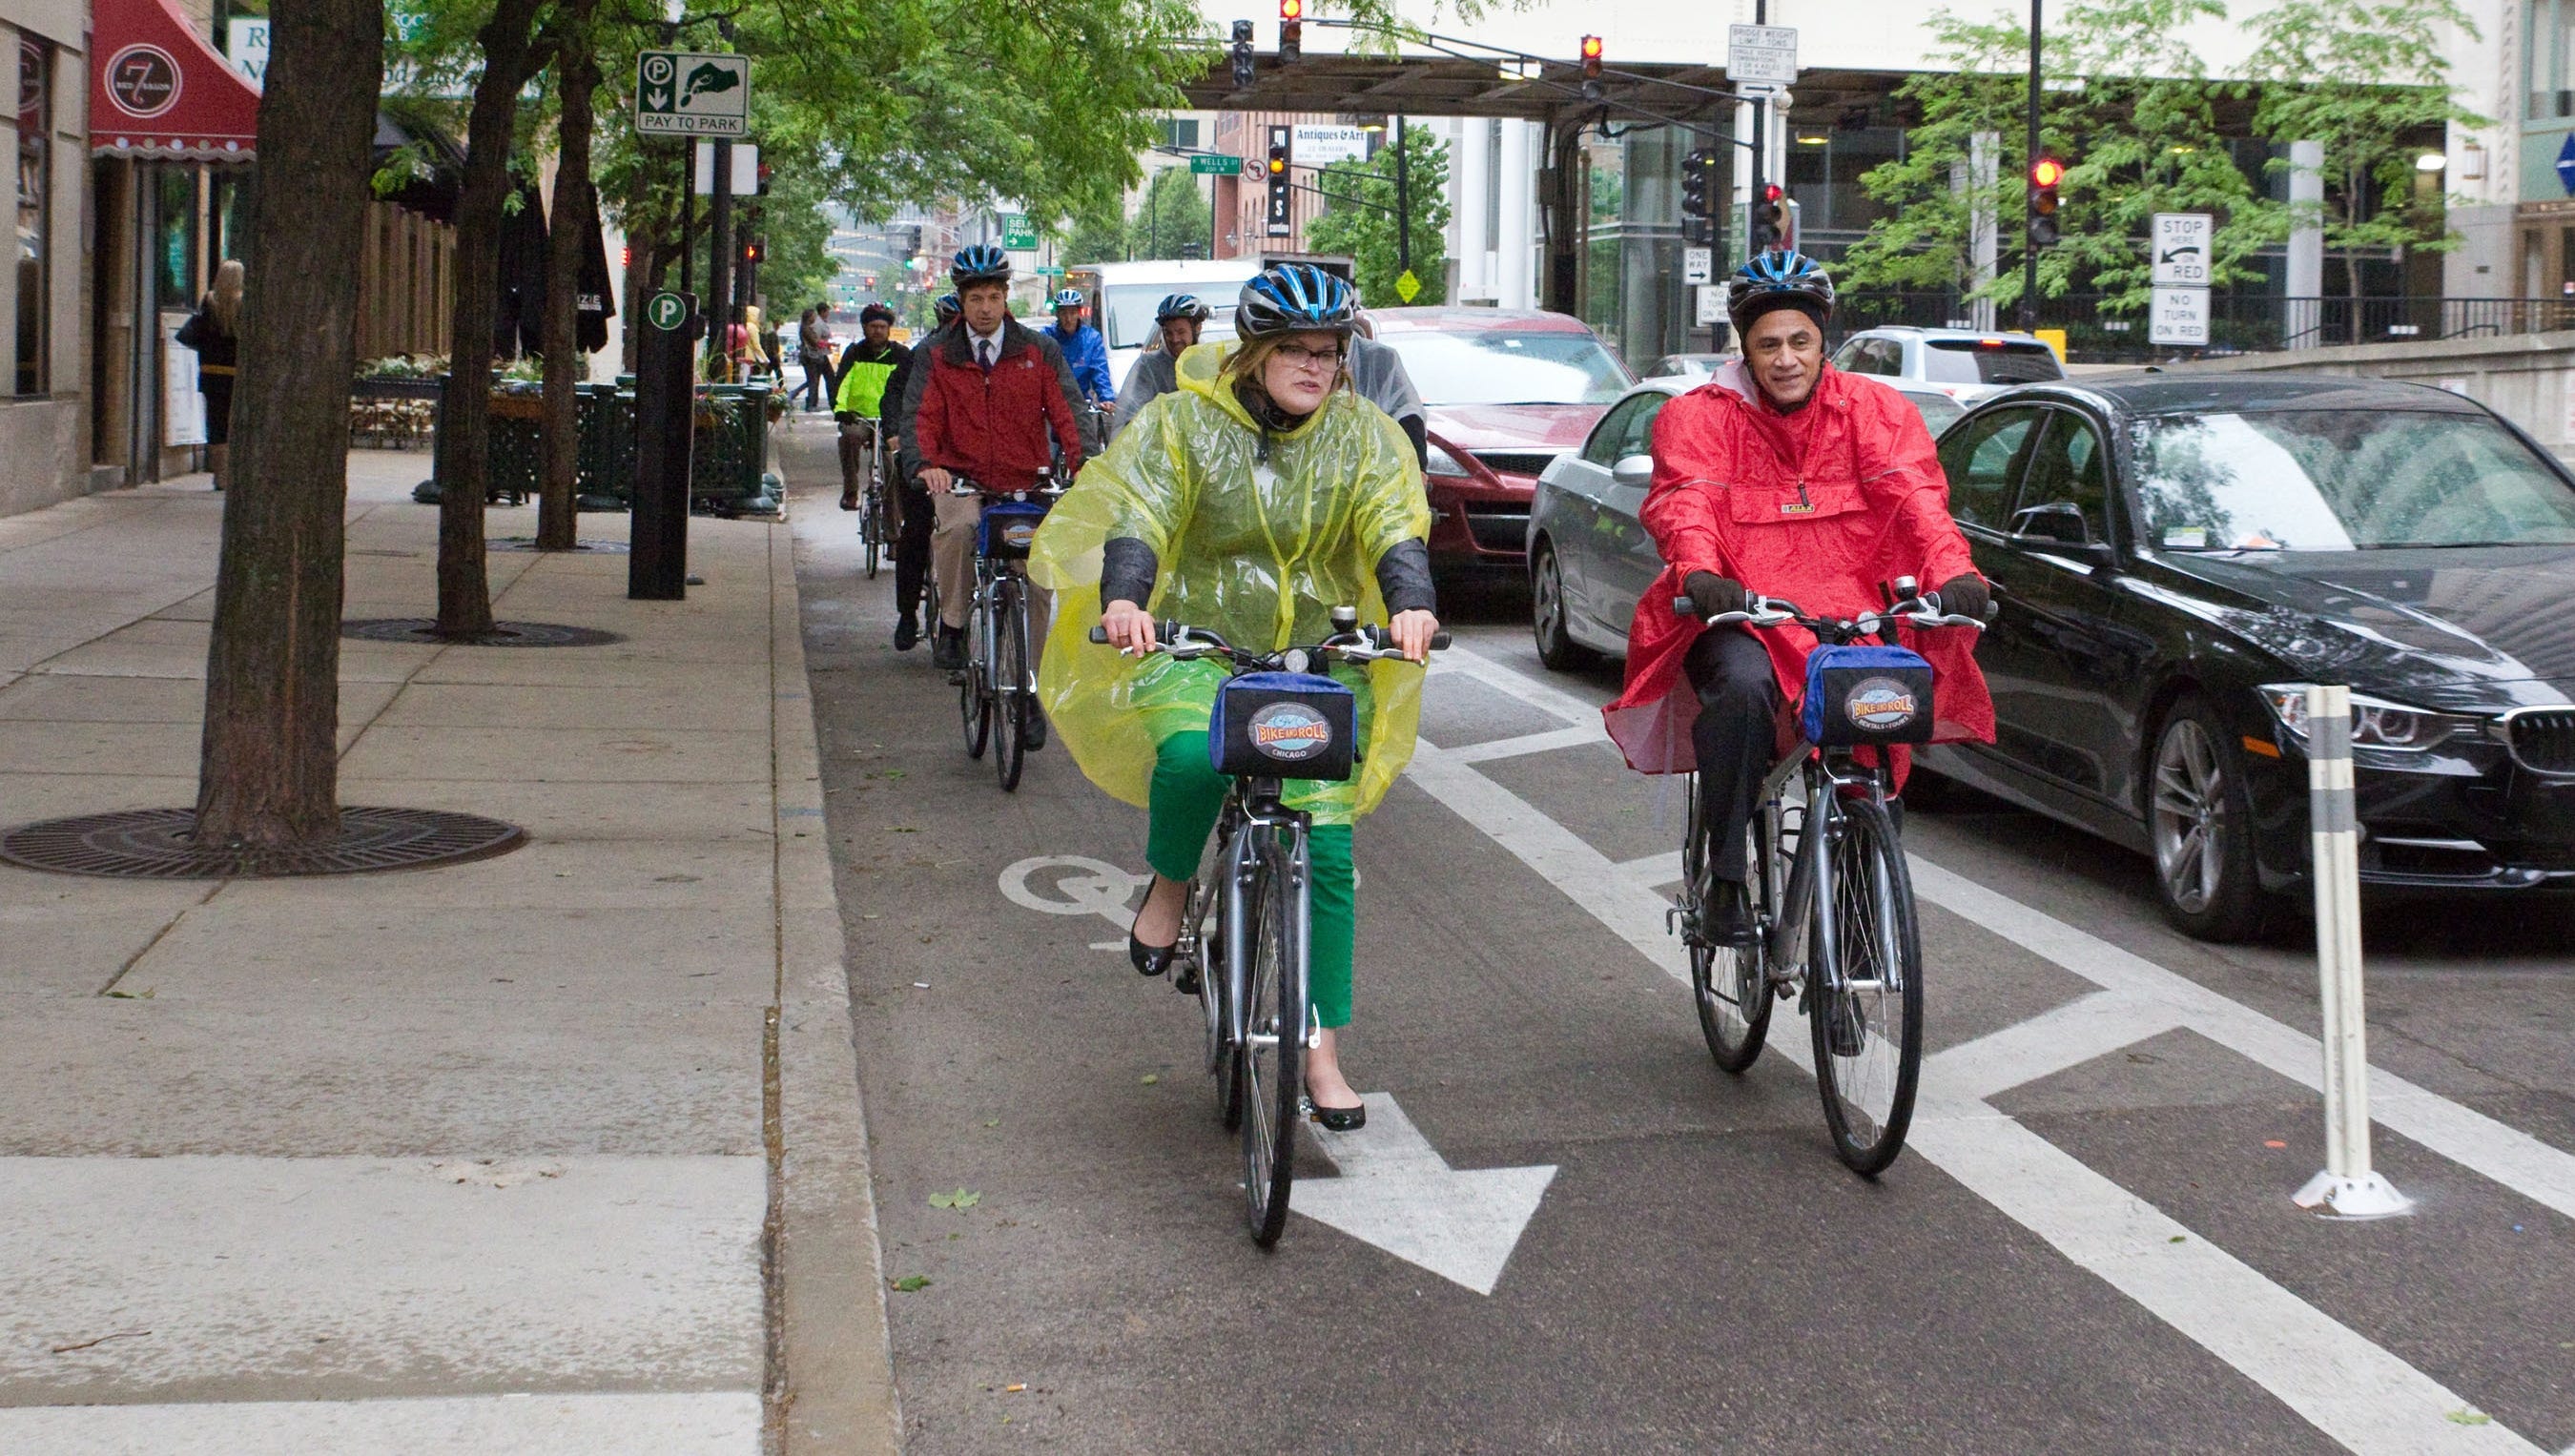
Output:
[1272, 342, 1345, 373]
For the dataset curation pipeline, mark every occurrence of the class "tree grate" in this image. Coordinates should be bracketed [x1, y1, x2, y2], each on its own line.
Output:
[0, 807, 527, 880]
[341, 618, 625, 647]
[489, 538, 631, 554]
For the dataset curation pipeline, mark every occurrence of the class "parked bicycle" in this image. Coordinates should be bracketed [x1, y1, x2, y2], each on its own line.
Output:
[1089, 607, 1447, 1244]
[1671, 576, 1987, 1176]
[954, 472, 1062, 791]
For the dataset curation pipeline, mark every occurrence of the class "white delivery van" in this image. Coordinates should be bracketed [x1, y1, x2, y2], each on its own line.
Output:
[1063, 255, 1352, 393]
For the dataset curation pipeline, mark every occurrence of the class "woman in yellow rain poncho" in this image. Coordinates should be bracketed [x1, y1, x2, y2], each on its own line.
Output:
[1031, 264, 1437, 1130]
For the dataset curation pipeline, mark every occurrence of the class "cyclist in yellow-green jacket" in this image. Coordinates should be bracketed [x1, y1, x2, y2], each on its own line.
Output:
[834, 303, 909, 511]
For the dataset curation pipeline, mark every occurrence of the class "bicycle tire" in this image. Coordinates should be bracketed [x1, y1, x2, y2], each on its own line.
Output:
[993, 581, 1027, 790]
[1240, 831, 1304, 1247]
[1809, 792, 1924, 1177]
[861, 489, 883, 579]
[958, 585, 990, 760]
[1685, 774, 1773, 1075]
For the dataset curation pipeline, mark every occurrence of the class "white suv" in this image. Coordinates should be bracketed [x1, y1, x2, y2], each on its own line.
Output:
[1830, 326, 2064, 404]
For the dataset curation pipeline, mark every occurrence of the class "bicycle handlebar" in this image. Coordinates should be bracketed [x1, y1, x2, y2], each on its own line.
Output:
[1086, 616, 1450, 664]
[1671, 590, 1992, 636]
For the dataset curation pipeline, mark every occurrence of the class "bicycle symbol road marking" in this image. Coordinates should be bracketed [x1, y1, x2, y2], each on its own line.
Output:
[999, 854, 1144, 930]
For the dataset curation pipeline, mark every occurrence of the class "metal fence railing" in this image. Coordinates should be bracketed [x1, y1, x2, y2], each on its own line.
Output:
[1829, 294, 2575, 364]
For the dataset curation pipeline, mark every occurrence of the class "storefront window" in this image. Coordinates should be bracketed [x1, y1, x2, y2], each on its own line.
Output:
[1579, 125, 1706, 367]
[157, 167, 200, 311]
[2528, 0, 2575, 119]
[16, 37, 50, 396]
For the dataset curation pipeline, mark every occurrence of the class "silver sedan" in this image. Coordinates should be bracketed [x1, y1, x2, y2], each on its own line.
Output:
[1525, 379, 1966, 669]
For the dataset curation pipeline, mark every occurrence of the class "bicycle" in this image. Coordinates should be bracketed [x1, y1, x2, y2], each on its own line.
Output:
[855, 419, 891, 580]
[1669, 575, 1987, 1176]
[953, 473, 1061, 791]
[1087, 607, 1447, 1245]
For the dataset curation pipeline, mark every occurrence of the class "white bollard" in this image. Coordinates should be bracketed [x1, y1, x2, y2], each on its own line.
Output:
[2290, 684, 2412, 1220]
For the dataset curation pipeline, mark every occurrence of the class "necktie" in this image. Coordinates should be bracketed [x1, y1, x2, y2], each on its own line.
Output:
[978, 339, 995, 372]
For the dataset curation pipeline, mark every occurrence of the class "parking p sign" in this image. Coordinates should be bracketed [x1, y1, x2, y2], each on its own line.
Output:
[636, 51, 750, 136]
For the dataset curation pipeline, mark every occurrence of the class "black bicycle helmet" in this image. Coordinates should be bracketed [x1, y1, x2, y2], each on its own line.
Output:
[1154, 292, 1212, 324]
[950, 243, 1012, 288]
[1726, 251, 1836, 335]
[858, 302, 896, 325]
[934, 293, 962, 320]
[1236, 263, 1358, 338]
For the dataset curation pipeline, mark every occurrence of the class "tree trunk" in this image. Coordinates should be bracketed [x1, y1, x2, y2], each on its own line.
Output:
[536, 0, 598, 551]
[432, 0, 546, 635]
[193, 0, 384, 847]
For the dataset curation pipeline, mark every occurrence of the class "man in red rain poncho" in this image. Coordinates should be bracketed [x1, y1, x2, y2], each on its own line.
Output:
[1603, 252, 1995, 944]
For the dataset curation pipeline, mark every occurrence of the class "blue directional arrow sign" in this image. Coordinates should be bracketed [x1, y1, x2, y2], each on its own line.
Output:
[2557, 133, 2575, 196]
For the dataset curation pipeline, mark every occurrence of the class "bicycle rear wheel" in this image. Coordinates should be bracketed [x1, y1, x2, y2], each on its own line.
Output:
[993, 582, 1027, 790]
[1810, 792, 1924, 1176]
[1192, 824, 1243, 1130]
[1239, 832, 1305, 1246]
[958, 588, 990, 759]
[1685, 773, 1773, 1075]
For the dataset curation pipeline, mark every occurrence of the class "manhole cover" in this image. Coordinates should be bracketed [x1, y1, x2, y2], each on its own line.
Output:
[341, 618, 624, 646]
[0, 807, 527, 879]
[490, 538, 631, 554]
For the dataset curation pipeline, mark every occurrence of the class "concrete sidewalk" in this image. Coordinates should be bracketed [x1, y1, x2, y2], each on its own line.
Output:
[0, 444, 897, 1452]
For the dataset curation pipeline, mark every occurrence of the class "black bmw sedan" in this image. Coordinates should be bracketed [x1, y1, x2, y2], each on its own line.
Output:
[1915, 375, 2575, 940]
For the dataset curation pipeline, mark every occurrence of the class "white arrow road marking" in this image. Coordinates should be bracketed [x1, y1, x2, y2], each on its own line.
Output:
[1295, 1093, 1555, 1297]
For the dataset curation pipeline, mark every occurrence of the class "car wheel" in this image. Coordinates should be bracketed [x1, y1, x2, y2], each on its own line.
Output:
[1531, 543, 1596, 672]
[2147, 695, 2271, 942]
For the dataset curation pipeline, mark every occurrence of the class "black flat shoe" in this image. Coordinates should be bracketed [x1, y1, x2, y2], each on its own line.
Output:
[1308, 1100, 1366, 1132]
[1128, 933, 1175, 977]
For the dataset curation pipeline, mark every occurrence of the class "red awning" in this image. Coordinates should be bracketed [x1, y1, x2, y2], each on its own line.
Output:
[89, 0, 259, 159]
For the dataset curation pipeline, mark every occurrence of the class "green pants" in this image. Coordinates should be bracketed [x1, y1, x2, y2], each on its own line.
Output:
[1147, 731, 1357, 1029]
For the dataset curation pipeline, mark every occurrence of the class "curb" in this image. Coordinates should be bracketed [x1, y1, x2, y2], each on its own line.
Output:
[766, 506, 903, 1453]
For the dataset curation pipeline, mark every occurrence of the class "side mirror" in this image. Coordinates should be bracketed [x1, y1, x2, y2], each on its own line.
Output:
[2007, 501, 2112, 560]
[1612, 454, 1655, 490]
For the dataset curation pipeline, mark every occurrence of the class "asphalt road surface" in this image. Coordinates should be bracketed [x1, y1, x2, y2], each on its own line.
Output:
[780, 425, 2574, 1455]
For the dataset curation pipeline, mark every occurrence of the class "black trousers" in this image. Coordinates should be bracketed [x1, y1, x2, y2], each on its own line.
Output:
[1688, 628, 1783, 884]
[894, 482, 934, 619]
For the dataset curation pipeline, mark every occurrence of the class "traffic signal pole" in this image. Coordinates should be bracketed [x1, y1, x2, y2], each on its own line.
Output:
[2021, 0, 2041, 330]
[708, 138, 733, 378]
[1746, 0, 1765, 262]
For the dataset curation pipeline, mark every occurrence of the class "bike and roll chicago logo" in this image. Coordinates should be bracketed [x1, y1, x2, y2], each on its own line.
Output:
[1844, 676, 1919, 733]
[1249, 702, 1333, 762]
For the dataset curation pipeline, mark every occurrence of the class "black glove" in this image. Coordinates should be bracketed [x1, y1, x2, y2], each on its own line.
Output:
[1683, 571, 1748, 618]
[1934, 573, 1990, 622]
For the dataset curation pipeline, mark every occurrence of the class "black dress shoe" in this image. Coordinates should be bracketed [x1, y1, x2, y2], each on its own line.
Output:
[1703, 879, 1760, 948]
[1129, 932, 1175, 977]
[931, 626, 964, 670]
[893, 614, 918, 651]
[1309, 1100, 1367, 1132]
[1023, 711, 1048, 750]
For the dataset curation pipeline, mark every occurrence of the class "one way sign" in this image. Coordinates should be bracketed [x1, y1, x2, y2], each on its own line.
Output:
[2151, 213, 2213, 286]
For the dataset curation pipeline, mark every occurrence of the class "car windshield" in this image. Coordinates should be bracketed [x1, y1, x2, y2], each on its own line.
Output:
[1380, 328, 1634, 405]
[1924, 339, 2063, 385]
[1099, 284, 1240, 351]
[1906, 392, 1965, 436]
[2129, 409, 2575, 550]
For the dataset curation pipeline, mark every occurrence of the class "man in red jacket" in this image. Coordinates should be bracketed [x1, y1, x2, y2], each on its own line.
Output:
[1604, 253, 1994, 943]
[913, 245, 1086, 694]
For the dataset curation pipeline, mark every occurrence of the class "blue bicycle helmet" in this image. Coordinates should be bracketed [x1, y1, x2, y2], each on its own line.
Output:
[1726, 251, 1836, 335]
[1155, 293, 1211, 323]
[1050, 287, 1085, 311]
[1236, 263, 1358, 338]
[934, 293, 963, 320]
[951, 244, 1012, 288]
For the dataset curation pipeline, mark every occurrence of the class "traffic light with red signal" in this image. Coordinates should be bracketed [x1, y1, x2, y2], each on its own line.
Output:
[1280, 0, 1302, 63]
[1749, 183, 1786, 255]
[1580, 35, 1602, 79]
[2029, 156, 2065, 248]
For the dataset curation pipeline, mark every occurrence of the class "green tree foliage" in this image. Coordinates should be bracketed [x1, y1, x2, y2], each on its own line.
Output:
[1126, 166, 1210, 259]
[1841, 0, 2275, 314]
[1061, 201, 1126, 267]
[1308, 127, 1451, 308]
[2243, 0, 2484, 316]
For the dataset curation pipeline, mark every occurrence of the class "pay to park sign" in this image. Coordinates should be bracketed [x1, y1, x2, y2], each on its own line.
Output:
[635, 51, 750, 136]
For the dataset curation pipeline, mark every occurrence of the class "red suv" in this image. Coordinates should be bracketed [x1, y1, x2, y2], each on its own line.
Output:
[1370, 309, 1634, 571]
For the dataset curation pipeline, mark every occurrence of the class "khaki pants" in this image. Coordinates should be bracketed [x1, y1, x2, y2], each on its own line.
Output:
[931, 492, 1053, 657]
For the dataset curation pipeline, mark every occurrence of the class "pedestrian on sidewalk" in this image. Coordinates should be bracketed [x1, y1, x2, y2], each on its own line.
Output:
[1029, 262, 1438, 1129]
[797, 306, 833, 410]
[176, 259, 244, 491]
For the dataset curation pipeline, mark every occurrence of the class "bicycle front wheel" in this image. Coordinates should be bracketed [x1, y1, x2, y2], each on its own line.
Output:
[1809, 792, 1924, 1176]
[861, 487, 884, 579]
[993, 583, 1028, 791]
[1685, 773, 1773, 1075]
[1240, 834, 1305, 1246]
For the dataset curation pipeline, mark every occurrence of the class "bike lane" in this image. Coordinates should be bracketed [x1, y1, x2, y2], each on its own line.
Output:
[780, 435, 2403, 1454]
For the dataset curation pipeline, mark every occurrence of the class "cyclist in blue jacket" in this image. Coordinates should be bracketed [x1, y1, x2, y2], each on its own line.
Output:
[1045, 288, 1117, 408]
